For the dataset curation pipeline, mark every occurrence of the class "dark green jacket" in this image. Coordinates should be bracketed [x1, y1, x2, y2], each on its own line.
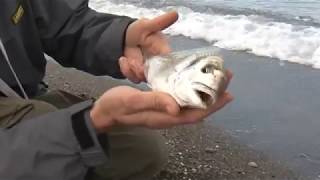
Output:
[0, 0, 133, 96]
[0, 0, 134, 179]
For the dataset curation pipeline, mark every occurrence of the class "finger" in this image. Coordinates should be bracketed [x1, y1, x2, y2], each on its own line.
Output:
[127, 58, 146, 82]
[226, 69, 233, 81]
[223, 69, 232, 85]
[125, 47, 146, 81]
[124, 47, 146, 81]
[225, 70, 233, 86]
[119, 92, 233, 129]
[145, 33, 171, 55]
[145, 11, 179, 32]
[117, 111, 180, 129]
[177, 92, 233, 124]
[126, 91, 180, 115]
[219, 69, 233, 94]
[119, 57, 141, 83]
[125, 47, 145, 66]
[209, 92, 234, 112]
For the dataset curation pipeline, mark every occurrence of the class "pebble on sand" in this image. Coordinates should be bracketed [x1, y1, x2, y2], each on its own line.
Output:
[205, 148, 215, 153]
[248, 162, 259, 168]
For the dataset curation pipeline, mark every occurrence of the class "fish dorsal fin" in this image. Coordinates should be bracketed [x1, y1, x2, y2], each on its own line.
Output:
[174, 54, 197, 72]
[171, 47, 219, 59]
[171, 47, 220, 72]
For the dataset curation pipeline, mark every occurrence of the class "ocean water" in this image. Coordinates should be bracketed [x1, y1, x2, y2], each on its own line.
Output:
[89, 0, 320, 69]
[88, 0, 320, 178]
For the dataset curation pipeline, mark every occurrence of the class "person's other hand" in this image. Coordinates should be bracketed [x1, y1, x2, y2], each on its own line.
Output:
[119, 11, 178, 83]
[90, 70, 233, 133]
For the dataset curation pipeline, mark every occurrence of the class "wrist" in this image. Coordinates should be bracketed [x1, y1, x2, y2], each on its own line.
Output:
[89, 105, 114, 133]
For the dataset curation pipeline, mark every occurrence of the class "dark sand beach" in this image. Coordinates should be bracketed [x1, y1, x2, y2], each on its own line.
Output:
[43, 35, 320, 179]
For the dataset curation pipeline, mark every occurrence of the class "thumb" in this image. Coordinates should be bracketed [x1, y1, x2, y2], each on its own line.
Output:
[145, 11, 179, 32]
[119, 57, 141, 83]
[127, 91, 180, 115]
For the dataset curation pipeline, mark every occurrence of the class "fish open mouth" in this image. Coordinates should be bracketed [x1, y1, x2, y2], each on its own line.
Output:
[193, 82, 217, 107]
[196, 90, 213, 106]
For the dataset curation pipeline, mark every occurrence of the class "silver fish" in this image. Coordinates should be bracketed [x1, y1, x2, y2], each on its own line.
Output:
[145, 47, 227, 109]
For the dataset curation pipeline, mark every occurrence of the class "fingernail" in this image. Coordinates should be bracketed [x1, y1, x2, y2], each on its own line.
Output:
[119, 57, 127, 62]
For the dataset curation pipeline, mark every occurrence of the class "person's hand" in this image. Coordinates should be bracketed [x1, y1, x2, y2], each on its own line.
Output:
[119, 11, 179, 83]
[90, 71, 233, 133]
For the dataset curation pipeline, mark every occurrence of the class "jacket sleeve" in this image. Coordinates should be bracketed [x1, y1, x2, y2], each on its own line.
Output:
[0, 100, 109, 180]
[30, 0, 135, 78]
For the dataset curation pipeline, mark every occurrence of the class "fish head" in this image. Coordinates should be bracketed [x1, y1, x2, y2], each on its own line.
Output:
[171, 55, 227, 109]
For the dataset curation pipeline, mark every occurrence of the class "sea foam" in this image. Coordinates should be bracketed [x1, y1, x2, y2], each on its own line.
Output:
[89, 0, 320, 69]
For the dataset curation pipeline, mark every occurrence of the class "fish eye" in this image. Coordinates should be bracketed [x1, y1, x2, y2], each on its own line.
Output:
[201, 64, 216, 73]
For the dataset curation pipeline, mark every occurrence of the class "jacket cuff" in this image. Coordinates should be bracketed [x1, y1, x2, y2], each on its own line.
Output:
[95, 17, 135, 79]
[71, 100, 109, 167]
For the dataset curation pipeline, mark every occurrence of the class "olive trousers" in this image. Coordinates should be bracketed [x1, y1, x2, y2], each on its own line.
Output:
[0, 90, 168, 180]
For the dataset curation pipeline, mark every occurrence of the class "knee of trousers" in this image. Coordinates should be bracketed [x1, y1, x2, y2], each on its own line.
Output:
[113, 129, 169, 174]
[95, 128, 169, 179]
[22, 100, 58, 120]
[0, 97, 58, 128]
[137, 130, 169, 171]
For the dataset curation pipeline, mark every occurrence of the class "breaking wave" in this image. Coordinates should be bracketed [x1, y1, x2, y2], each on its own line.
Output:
[89, 0, 320, 68]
